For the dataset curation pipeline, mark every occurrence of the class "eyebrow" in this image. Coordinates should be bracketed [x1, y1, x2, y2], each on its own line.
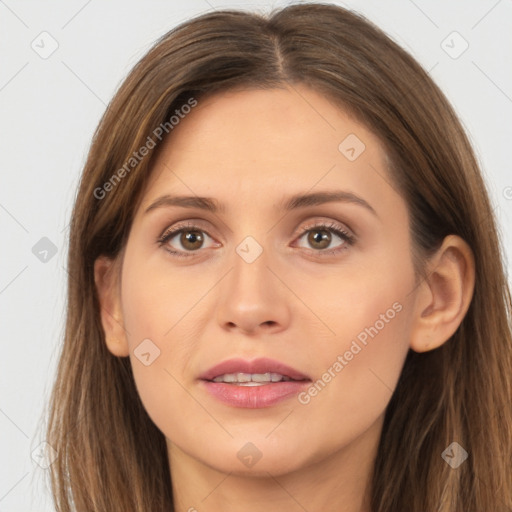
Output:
[144, 190, 377, 217]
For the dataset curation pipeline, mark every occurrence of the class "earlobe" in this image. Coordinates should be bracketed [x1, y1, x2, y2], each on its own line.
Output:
[410, 235, 475, 353]
[94, 255, 130, 357]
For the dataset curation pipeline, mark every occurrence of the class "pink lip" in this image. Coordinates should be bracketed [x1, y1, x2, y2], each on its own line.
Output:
[198, 357, 311, 409]
[201, 381, 310, 408]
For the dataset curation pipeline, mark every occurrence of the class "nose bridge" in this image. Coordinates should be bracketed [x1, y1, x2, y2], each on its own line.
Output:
[215, 232, 290, 333]
[229, 233, 273, 305]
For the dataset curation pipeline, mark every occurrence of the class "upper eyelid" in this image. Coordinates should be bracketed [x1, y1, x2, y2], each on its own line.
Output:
[298, 218, 353, 235]
[159, 216, 354, 238]
[159, 219, 213, 238]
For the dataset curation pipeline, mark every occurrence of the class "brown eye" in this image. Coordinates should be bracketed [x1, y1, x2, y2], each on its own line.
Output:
[307, 229, 332, 250]
[180, 230, 205, 251]
[158, 224, 217, 257]
[295, 222, 354, 253]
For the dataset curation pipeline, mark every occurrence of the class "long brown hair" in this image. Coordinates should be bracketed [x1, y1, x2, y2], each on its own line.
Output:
[44, 3, 512, 510]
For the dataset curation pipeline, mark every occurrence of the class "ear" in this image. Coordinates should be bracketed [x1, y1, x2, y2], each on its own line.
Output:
[94, 255, 130, 357]
[410, 235, 475, 353]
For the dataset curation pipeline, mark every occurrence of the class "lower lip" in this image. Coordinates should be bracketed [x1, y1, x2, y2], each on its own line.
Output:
[201, 380, 310, 408]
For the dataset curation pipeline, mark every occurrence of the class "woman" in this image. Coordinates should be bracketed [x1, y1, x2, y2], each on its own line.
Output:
[45, 3, 512, 511]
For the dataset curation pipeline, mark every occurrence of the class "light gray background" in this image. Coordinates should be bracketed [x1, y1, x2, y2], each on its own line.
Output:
[1, 0, 511, 510]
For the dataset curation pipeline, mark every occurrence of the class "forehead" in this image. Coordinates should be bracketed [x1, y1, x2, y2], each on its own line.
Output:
[140, 85, 394, 214]
[155, 85, 379, 158]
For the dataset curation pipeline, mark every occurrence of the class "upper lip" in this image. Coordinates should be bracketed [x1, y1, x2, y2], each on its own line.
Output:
[199, 357, 311, 381]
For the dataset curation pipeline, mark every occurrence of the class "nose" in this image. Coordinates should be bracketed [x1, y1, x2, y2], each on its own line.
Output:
[216, 242, 291, 336]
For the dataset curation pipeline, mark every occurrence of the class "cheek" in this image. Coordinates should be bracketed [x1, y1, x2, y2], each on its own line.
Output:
[294, 247, 414, 429]
[118, 250, 201, 431]
[303, 239, 413, 351]
[120, 245, 202, 344]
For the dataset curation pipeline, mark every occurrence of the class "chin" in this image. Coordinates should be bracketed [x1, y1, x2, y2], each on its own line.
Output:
[198, 439, 316, 478]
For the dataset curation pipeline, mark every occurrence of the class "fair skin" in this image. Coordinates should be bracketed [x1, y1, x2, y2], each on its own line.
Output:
[95, 85, 474, 512]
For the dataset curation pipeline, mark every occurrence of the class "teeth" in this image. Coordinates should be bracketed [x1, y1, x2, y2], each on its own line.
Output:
[252, 373, 272, 382]
[211, 372, 293, 384]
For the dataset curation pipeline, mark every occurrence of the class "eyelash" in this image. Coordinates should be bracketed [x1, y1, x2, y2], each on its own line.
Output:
[156, 220, 356, 259]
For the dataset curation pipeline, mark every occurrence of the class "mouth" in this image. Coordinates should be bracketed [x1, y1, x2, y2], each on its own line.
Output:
[199, 357, 311, 408]
[199, 356, 310, 383]
[210, 372, 304, 386]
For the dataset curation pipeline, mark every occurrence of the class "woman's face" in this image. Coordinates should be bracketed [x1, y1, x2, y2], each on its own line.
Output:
[112, 85, 418, 477]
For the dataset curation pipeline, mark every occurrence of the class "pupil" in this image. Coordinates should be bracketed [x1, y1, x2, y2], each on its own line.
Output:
[183, 231, 203, 249]
[309, 230, 330, 249]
